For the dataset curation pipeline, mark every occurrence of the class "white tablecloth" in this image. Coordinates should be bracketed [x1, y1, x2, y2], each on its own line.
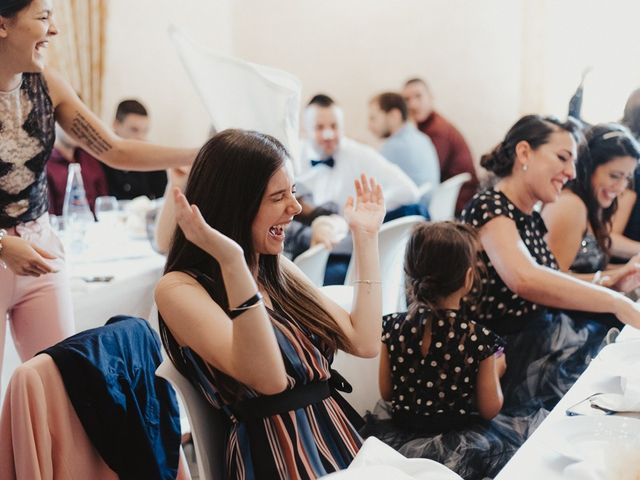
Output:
[68, 246, 165, 332]
[496, 326, 640, 479]
[1, 237, 165, 399]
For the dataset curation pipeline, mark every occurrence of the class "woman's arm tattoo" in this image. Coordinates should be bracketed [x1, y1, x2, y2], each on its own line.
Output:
[70, 113, 113, 155]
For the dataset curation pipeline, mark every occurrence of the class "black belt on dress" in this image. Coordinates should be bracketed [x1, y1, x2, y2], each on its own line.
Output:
[230, 369, 364, 429]
[231, 381, 331, 422]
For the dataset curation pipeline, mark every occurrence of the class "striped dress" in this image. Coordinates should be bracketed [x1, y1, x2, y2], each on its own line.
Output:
[159, 274, 361, 480]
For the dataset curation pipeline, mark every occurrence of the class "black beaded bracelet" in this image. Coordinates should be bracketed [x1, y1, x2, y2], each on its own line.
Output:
[228, 292, 264, 320]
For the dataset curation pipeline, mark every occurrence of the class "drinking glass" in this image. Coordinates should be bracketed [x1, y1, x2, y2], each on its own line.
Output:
[49, 214, 62, 232]
[94, 196, 119, 226]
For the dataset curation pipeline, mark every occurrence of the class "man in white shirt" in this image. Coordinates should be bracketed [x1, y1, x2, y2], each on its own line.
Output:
[298, 94, 419, 217]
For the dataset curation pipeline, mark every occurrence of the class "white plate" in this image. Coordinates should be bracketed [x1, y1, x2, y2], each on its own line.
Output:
[541, 416, 640, 462]
[592, 341, 640, 376]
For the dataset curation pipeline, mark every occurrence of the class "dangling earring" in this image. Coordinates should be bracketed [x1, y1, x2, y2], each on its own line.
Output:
[522, 164, 528, 172]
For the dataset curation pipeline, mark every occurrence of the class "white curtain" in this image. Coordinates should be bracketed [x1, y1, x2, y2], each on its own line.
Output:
[49, 0, 109, 115]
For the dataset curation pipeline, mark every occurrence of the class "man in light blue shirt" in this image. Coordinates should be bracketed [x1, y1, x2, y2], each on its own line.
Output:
[368, 92, 440, 191]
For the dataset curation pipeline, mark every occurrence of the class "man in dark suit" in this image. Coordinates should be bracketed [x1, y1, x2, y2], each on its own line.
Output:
[102, 100, 167, 199]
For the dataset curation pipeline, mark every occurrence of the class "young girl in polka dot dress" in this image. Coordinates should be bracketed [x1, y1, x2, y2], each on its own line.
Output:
[362, 222, 545, 480]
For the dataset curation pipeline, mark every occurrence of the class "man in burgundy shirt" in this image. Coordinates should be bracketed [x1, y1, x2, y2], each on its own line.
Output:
[47, 126, 109, 215]
[402, 78, 479, 214]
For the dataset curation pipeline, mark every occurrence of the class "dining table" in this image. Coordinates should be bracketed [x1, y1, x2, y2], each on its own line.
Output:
[495, 325, 640, 479]
[1, 226, 166, 399]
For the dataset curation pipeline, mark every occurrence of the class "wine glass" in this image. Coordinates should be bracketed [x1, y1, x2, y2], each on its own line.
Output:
[94, 196, 119, 227]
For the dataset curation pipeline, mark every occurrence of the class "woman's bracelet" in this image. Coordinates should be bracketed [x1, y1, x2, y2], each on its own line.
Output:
[351, 279, 382, 286]
[592, 270, 603, 285]
[228, 292, 264, 320]
[0, 228, 7, 256]
[0, 229, 8, 268]
[352, 280, 382, 294]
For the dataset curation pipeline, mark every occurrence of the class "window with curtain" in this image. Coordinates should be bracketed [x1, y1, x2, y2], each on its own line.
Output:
[49, 0, 108, 116]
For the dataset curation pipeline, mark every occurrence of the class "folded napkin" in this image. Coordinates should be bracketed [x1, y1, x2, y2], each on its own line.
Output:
[321, 437, 462, 480]
[591, 372, 640, 412]
[563, 444, 640, 480]
[109, 196, 156, 239]
[169, 27, 302, 172]
[564, 460, 607, 480]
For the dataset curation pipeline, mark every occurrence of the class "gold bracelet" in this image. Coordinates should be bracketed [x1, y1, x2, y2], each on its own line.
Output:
[351, 280, 382, 285]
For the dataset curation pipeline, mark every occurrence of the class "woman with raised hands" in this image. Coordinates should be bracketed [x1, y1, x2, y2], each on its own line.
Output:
[155, 129, 385, 479]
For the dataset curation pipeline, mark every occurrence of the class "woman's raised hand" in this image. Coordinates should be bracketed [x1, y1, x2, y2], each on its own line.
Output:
[343, 174, 386, 235]
[173, 188, 244, 265]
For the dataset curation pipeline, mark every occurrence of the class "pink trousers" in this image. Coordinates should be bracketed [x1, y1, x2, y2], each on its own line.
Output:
[0, 215, 74, 383]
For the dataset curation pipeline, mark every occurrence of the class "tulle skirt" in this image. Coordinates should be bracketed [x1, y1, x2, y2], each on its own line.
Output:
[500, 309, 607, 413]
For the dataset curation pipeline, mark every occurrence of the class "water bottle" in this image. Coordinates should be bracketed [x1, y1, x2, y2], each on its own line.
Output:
[62, 163, 94, 253]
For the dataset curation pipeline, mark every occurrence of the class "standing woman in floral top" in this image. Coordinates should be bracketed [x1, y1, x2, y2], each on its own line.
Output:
[0, 0, 194, 379]
[461, 115, 640, 412]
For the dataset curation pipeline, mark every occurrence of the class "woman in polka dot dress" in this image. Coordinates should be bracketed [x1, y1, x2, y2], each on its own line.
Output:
[461, 115, 640, 414]
[362, 222, 541, 480]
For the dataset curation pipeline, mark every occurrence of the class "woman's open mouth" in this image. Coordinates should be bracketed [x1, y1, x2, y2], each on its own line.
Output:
[268, 224, 287, 241]
[35, 41, 49, 53]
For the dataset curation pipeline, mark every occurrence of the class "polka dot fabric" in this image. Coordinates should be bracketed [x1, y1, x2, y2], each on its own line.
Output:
[461, 188, 558, 334]
[382, 308, 505, 420]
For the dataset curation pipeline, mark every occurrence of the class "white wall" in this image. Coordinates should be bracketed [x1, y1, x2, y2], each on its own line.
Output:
[230, 0, 525, 165]
[101, 0, 233, 148]
[522, 0, 640, 125]
[101, 0, 640, 163]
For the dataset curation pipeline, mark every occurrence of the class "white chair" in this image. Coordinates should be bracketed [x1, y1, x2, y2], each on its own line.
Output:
[416, 181, 434, 200]
[428, 172, 472, 221]
[293, 244, 330, 286]
[416, 181, 434, 214]
[320, 285, 354, 311]
[319, 285, 381, 416]
[156, 359, 228, 480]
[331, 351, 381, 416]
[344, 215, 425, 314]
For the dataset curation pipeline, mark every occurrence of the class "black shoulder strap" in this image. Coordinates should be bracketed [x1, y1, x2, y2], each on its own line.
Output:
[183, 269, 218, 300]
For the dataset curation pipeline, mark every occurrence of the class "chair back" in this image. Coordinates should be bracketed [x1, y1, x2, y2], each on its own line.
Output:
[416, 182, 434, 199]
[428, 172, 472, 221]
[319, 285, 381, 416]
[293, 244, 330, 286]
[331, 351, 381, 416]
[416, 181, 435, 216]
[156, 359, 228, 480]
[344, 215, 425, 314]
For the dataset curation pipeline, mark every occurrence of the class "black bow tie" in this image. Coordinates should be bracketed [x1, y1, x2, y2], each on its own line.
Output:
[310, 157, 335, 168]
